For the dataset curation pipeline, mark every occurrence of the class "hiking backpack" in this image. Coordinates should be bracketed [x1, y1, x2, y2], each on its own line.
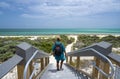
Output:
[54, 43, 62, 56]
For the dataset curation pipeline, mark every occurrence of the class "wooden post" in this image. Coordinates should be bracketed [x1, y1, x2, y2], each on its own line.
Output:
[99, 60, 104, 79]
[99, 60, 109, 79]
[29, 61, 33, 75]
[16, 43, 37, 79]
[48, 57, 49, 64]
[47, 57, 49, 65]
[41, 58, 44, 71]
[70, 56, 72, 65]
[27, 66, 31, 79]
[30, 60, 36, 79]
[17, 64, 25, 79]
[66, 56, 68, 63]
[92, 57, 100, 79]
[76, 56, 80, 69]
[45, 57, 48, 66]
[17, 64, 31, 79]
[103, 63, 109, 79]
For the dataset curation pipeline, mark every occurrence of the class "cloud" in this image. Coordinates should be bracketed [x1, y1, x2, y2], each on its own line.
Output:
[21, 14, 47, 19]
[0, 2, 10, 8]
[6, 0, 43, 4]
[6, 0, 120, 18]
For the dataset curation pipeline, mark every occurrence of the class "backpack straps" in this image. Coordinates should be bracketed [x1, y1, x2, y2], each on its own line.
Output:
[54, 42, 62, 50]
[55, 42, 61, 46]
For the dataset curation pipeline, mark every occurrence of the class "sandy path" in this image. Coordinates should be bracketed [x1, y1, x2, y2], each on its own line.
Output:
[66, 35, 94, 60]
[66, 35, 78, 53]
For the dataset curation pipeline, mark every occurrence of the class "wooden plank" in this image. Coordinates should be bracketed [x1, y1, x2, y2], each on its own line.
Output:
[99, 60, 109, 79]
[45, 58, 47, 66]
[76, 56, 80, 69]
[99, 60, 104, 79]
[17, 64, 31, 79]
[103, 63, 109, 79]
[41, 58, 44, 71]
[17, 64, 24, 79]
[47, 57, 49, 64]
[66, 56, 68, 63]
[29, 61, 34, 79]
[69, 56, 72, 65]
[92, 57, 100, 79]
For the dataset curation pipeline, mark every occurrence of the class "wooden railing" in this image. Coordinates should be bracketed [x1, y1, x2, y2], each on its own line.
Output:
[66, 41, 119, 79]
[0, 42, 50, 79]
[23, 50, 49, 79]
[66, 56, 93, 78]
[0, 55, 23, 79]
[108, 53, 120, 79]
[66, 55, 119, 79]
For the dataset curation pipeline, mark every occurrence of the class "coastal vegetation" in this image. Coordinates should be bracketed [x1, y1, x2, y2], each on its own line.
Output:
[101, 35, 120, 47]
[73, 35, 120, 49]
[74, 35, 100, 48]
[0, 35, 120, 63]
[0, 35, 74, 62]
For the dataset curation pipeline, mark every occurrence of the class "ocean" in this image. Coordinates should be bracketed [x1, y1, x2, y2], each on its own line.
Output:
[0, 28, 120, 36]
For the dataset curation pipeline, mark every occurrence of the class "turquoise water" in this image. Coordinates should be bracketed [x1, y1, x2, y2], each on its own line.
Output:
[0, 28, 120, 36]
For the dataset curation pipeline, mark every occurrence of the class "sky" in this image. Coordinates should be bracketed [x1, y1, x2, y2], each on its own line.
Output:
[0, 0, 120, 28]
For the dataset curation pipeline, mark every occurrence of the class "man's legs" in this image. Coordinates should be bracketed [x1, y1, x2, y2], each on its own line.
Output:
[60, 60, 64, 69]
[56, 61, 59, 70]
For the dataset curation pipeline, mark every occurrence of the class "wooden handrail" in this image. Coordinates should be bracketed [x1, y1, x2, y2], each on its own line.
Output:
[0, 55, 23, 78]
[0, 42, 50, 79]
[108, 53, 120, 66]
[23, 50, 50, 79]
[24, 50, 39, 79]
[66, 41, 119, 79]
[67, 48, 114, 78]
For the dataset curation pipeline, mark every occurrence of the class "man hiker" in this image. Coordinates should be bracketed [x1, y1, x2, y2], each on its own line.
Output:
[52, 37, 66, 71]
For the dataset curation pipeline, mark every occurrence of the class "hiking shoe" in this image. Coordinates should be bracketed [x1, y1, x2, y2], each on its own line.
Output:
[57, 69, 60, 71]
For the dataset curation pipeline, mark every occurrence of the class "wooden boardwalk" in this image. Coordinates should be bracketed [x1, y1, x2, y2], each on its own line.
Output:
[1, 42, 119, 79]
[39, 64, 88, 79]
